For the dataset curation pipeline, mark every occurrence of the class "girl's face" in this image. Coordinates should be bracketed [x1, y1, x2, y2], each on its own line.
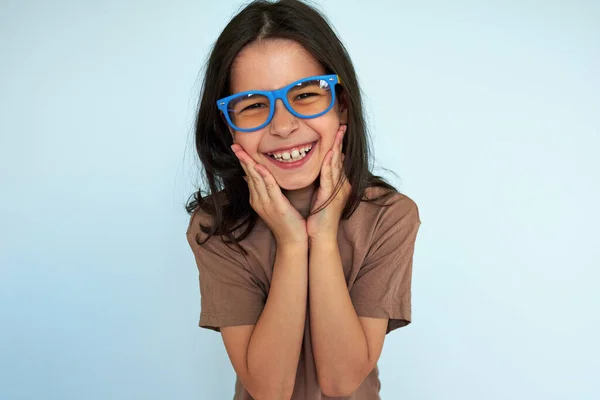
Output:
[228, 38, 347, 191]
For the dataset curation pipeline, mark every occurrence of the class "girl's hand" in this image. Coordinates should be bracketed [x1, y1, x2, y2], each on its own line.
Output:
[307, 125, 351, 241]
[231, 144, 308, 246]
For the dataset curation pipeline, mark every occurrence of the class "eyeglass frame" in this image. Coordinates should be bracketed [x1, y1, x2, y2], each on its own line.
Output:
[216, 74, 341, 132]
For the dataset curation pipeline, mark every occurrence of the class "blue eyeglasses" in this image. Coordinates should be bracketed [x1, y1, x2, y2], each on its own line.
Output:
[217, 74, 341, 132]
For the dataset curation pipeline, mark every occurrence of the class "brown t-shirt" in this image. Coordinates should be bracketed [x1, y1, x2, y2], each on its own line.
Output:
[186, 188, 421, 399]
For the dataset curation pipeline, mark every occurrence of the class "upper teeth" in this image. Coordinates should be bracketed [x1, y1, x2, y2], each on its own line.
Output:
[268, 144, 313, 160]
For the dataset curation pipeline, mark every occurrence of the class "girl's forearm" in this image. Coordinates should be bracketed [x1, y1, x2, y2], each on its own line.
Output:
[308, 238, 369, 397]
[246, 242, 308, 399]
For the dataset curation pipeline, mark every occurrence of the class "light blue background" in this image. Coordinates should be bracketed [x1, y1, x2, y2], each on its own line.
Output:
[1, 0, 599, 399]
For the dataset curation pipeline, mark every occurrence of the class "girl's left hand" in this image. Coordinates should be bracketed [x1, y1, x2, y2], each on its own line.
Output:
[307, 124, 351, 241]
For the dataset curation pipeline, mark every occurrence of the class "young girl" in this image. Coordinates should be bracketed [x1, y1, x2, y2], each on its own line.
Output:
[186, 1, 421, 398]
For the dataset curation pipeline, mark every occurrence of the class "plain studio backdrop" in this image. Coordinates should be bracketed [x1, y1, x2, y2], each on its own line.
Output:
[1, 0, 599, 399]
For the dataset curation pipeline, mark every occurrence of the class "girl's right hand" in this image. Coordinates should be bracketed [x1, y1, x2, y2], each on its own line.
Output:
[231, 144, 308, 246]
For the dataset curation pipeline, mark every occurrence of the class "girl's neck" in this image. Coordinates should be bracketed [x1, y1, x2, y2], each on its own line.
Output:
[282, 183, 317, 219]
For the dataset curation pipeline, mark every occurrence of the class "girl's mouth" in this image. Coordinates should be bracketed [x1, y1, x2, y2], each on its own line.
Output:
[264, 141, 318, 169]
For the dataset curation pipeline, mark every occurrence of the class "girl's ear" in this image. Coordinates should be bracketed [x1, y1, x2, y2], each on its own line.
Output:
[338, 89, 349, 124]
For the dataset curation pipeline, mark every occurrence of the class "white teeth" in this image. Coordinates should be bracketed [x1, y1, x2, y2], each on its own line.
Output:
[268, 143, 313, 160]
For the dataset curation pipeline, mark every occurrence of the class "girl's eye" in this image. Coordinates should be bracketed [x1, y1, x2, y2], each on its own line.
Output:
[240, 103, 267, 112]
[295, 92, 318, 100]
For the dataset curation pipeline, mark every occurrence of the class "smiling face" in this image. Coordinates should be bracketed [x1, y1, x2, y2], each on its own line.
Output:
[228, 38, 347, 191]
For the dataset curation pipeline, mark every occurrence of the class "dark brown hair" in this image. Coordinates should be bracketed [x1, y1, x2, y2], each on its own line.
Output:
[186, 0, 396, 246]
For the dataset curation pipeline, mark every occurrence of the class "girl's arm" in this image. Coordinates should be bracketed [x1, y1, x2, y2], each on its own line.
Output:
[306, 125, 388, 397]
[308, 239, 387, 397]
[222, 242, 307, 400]
[226, 145, 309, 399]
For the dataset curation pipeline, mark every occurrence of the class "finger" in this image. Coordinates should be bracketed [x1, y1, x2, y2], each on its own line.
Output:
[320, 150, 334, 193]
[234, 150, 271, 206]
[331, 152, 340, 191]
[243, 175, 258, 208]
[331, 130, 344, 187]
[337, 125, 347, 165]
[233, 148, 252, 178]
[332, 152, 348, 200]
[233, 149, 261, 206]
[339, 153, 347, 187]
[332, 125, 347, 183]
[332, 126, 344, 160]
[340, 125, 347, 150]
[255, 164, 286, 205]
[232, 147, 257, 179]
[247, 164, 272, 206]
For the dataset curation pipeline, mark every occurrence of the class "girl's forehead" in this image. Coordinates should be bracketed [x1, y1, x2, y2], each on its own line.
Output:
[230, 38, 326, 93]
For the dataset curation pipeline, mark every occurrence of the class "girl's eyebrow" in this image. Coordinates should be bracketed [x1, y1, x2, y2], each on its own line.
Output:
[233, 75, 321, 94]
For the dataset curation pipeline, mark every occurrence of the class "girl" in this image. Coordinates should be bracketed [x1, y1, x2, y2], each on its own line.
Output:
[186, 1, 421, 399]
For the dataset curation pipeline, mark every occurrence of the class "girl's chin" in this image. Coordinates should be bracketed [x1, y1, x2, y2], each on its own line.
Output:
[278, 181, 313, 191]
[275, 175, 318, 192]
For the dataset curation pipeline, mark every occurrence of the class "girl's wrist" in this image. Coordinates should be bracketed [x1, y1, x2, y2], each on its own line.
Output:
[307, 231, 338, 249]
[275, 236, 309, 253]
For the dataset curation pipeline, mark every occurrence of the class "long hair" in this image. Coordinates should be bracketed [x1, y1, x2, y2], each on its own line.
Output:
[186, 0, 396, 246]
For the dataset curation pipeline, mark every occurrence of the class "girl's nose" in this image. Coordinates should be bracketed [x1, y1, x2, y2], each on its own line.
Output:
[269, 99, 299, 137]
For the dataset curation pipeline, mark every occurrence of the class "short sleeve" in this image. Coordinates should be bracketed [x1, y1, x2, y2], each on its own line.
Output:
[350, 196, 421, 334]
[186, 211, 266, 332]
